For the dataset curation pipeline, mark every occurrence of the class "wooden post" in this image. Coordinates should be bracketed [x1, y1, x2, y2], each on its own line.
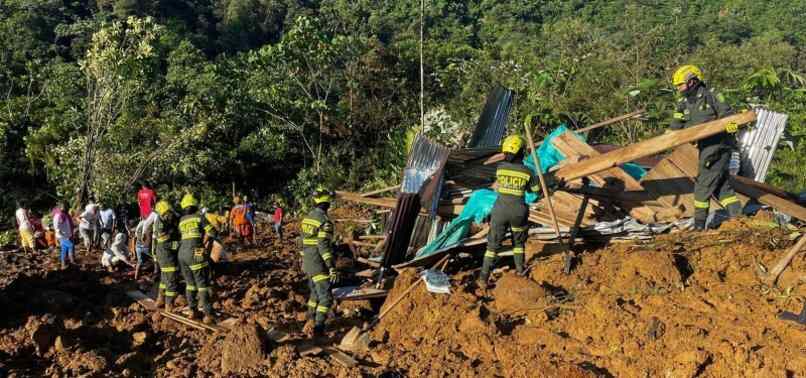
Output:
[523, 122, 564, 247]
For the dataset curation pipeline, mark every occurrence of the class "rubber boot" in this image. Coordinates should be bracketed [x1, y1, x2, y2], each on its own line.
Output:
[726, 202, 742, 218]
[155, 292, 165, 308]
[513, 253, 525, 275]
[61, 261, 66, 270]
[312, 324, 325, 338]
[69, 252, 76, 265]
[693, 208, 708, 231]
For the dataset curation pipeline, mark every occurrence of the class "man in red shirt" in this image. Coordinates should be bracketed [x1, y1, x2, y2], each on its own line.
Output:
[137, 182, 157, 219]
[272, 202, 283, 239]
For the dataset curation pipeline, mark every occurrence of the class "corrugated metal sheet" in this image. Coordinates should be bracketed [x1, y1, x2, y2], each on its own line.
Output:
[380, 193, 422, 268]
[401, 134, 450, 193]
[467, 84, 513, 148]
[737, 108, 788, 182]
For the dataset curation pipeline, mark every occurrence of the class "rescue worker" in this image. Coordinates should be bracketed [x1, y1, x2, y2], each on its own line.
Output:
[479, 135, 542, 286]
[152, 200, 180, 312]
[670, 65, 742, 230]
[300, 186, 338, 337]
[177, 193, 218, 324]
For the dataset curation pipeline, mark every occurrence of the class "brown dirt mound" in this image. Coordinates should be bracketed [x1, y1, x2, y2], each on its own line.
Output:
[221, 323, 268, 375]
[613, 249, 683, 293]
[372, 269, 598, 377]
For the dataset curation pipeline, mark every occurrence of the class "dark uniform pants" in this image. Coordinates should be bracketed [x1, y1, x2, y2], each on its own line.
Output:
[155, 244, 179, 305]
[178, 245, 213, 314]
[482, 200, 529, 279]
[694, 147, 741, 228]
[306, 273, 332, 327]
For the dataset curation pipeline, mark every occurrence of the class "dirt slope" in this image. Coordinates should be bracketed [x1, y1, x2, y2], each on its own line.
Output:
[1, 214, 805, 377]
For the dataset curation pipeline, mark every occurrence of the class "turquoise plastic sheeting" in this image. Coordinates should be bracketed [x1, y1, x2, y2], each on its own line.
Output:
[413, 125, 646, 260]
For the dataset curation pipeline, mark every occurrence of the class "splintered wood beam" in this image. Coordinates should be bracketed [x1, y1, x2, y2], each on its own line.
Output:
[731, 176, 806, 222]
[360, 185, 399, 197]
[555, 111, 757, 181]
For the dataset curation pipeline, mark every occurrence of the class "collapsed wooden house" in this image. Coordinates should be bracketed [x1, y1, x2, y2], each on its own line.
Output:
[335, 86, 804, 299]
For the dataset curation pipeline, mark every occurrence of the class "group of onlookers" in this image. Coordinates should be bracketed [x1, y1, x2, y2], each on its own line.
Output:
[10, 183, 286, 270]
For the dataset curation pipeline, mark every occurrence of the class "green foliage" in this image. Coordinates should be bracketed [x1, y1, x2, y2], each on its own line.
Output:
[0, 0, 804, 221]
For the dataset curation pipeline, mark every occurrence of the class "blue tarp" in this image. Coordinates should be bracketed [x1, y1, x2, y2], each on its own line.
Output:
[413, 125, 646, 260]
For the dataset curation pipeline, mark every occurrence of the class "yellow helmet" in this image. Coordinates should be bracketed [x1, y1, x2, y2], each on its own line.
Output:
[155, 200, 172, 216]
[672, 65, 703, 86]
[313, 186, 334, 205]
[180, 193, 198, 209]
[501, 135, 524, 154]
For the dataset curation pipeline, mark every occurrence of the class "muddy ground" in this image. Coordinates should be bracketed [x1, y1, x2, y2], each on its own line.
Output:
[1, 210, 805, 377]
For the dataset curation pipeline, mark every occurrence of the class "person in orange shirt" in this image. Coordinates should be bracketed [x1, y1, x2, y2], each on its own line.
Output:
[229, 196, 253, 248]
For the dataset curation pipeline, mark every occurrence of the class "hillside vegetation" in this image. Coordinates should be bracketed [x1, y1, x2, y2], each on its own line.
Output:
[1, 0, 804, 219]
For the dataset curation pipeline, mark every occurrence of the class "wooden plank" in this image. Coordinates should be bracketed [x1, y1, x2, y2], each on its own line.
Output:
[551, 131, 658, 222]
[126, 291, 225, 332]
[360, 185, 399, 197]
[555, 111, 757, 181]
[639, 145, 699, 219]
[553, 132, 644, 191]
[732, 176, 806, 222]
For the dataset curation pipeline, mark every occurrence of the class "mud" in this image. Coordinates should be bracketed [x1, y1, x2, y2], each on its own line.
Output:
[0, 211, 804, 377]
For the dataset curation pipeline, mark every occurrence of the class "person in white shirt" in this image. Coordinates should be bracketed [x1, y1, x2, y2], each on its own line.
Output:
[15, 203, 35, 252]
[79, 201, 100, 252]
[98, 204, 116, 249]
[134, 211, 158, 265]
[53, 205, 75, 268]
[101, 232, 132, 271]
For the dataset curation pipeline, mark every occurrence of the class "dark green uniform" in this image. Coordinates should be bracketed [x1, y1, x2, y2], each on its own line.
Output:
[178, 212, 216, 315]
[481, 161, 541, 280]
[300, 207, 335, 327]
[152, 211, 180, 306]
[670, 83, 741, 228]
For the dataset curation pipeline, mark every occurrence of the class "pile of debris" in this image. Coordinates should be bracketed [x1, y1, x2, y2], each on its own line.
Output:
[336, 85, 804, 300]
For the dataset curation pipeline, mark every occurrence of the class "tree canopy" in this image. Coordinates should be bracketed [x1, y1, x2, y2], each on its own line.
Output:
[1, 0, 804, 220]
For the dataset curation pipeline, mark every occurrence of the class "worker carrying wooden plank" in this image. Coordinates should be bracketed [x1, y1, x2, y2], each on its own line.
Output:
[670, 65, 742, 230]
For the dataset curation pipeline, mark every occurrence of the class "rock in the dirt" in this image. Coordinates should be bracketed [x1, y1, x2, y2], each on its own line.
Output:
[221, 323, 268, 375]
[54, 335, 75, 353]
[28, 318, 59, 356]
[132, 331, 148, 347]
[339, 327, 370, 354]
[492, 273, 549, 314]
[669, 349, 713, 377]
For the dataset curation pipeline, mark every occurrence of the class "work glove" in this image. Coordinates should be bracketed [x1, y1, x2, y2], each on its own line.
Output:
[543, 172, 564, 191]
[725, 121, 738, 134]
[329, 268, 340, 284]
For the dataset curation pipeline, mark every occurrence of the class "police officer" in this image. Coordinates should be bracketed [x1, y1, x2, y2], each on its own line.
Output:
[479, 135, 542, 286]
[300, 186, 338, 336]
[177, 193, 218, 324]
[153, 200, 180, 312]
[670, 65, 742, 230]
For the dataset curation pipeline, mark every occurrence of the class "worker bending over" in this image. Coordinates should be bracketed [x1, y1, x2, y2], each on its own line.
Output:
[152, 200, 181, 312]
[670, 65, 741, 230]
[300, 186, 339, 337]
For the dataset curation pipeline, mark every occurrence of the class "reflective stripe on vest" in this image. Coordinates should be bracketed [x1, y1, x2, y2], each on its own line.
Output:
[497, 168, 530, 197]
[179, 216, 202, 240]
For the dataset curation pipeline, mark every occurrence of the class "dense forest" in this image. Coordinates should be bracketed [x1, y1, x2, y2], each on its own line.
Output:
[1, 0, 805, 221]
